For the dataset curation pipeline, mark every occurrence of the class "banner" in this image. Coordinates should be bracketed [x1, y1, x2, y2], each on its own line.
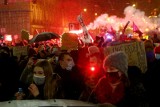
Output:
[104, 41, 147, 73]
[77, 14, 94, 43]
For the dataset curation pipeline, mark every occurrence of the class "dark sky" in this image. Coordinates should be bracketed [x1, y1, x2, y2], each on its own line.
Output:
[83, 0, 160, 17]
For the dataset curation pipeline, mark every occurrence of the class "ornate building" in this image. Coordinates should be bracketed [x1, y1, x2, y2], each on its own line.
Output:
[0, 0, 80, 37]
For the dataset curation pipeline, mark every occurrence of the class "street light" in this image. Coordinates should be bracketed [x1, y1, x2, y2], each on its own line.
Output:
[94, 13, 98, 16]
[132, 4, 136, 7]
[83, 8, 87, 12]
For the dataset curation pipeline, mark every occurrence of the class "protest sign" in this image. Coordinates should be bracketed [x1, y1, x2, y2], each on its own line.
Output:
[13, 46, 28, 57]
[104, 41, 147, 73]
[61, 33, 79, 50]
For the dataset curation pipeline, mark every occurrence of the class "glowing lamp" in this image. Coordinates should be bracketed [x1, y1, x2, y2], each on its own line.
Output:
[90, 66, 95, 72]
[132, 4, 136, 7]
[107, 35, 112, 39]
[83, 8, 87, 12]
[5, 34, 12, 41]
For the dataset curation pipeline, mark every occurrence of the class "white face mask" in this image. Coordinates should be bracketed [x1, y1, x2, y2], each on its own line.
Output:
[33, 75, 45, 85]
[55, 56, 58, 63]
[66, 61, 75, 71]
[52, 48, 58, 54]
[155, 54, 160, 60]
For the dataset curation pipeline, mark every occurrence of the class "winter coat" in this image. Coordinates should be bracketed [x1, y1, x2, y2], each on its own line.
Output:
[54, 64, 84, 100]
[91, 76, 126, 105]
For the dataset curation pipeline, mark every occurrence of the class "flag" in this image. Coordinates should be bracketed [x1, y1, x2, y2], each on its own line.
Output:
[108, 26, 116, 37]
[110, 26, 116, 34]
[132, 22, 143, 36]
[122, 21, 130, 35]
[120, 21, 130, 41]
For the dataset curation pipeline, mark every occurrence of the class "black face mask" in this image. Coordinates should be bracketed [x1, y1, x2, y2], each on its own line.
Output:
[106, 72, 121, 84]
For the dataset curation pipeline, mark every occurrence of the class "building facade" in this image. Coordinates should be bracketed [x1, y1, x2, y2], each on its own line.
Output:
[0, 0, 79, 38]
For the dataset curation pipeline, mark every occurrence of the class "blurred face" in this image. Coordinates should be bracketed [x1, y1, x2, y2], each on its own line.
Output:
[60, 54, 74, 70]
[86, 75, 98, 89]
[52, 47, 58, 54]
[33, 66, 45, 85]
[89, 56, 98, 67]
[86, 56, 102, 88]
[104, 66, 119, 73]
[39, 51, 46, 58]
[33, 66, 45, 77]
[104, 66, 122, 84]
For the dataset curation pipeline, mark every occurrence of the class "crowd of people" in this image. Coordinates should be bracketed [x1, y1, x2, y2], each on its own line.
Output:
[0, 31, 160, 107]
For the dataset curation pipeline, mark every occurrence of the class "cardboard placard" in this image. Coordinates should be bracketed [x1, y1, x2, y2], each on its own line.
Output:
[61, 33, 79, 50]
[21, 29, 29, 40]
[13, 46, 28, 57]
[104, 41, 147, 73]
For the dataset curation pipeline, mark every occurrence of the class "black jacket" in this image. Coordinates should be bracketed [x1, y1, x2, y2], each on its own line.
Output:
[54, 64, 84, 100]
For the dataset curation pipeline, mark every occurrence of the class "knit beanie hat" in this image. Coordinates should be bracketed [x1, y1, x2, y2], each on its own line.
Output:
[154, 46, 160, 54]
[103, 51, 128, 77]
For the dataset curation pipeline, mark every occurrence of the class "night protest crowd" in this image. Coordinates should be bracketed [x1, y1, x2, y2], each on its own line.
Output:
[0, 30, 160, 107]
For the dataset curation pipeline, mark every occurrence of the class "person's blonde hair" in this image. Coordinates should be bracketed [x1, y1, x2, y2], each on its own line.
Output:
[34, 60, 60, 99]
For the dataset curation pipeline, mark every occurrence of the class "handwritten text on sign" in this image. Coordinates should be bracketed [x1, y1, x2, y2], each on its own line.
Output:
[104, 41, 147, 73]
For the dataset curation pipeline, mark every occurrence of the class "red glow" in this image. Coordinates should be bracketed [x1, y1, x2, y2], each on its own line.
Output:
[13, 35, 18, 40]
[90, 66, 95, 72]
[95, 13, 98, 16]
[83, 8, 87, 12]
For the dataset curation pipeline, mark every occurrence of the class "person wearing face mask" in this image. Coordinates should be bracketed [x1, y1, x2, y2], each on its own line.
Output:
[79, 46, 104, 102]
[15, 60, 63, 100]
[88, 51, 129, 106]
[54, 52, 84, 100]
[154, 45, 160, 60]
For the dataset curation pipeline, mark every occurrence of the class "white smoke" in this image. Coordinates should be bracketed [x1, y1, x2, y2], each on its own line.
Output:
[87, 6, 160, 34]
